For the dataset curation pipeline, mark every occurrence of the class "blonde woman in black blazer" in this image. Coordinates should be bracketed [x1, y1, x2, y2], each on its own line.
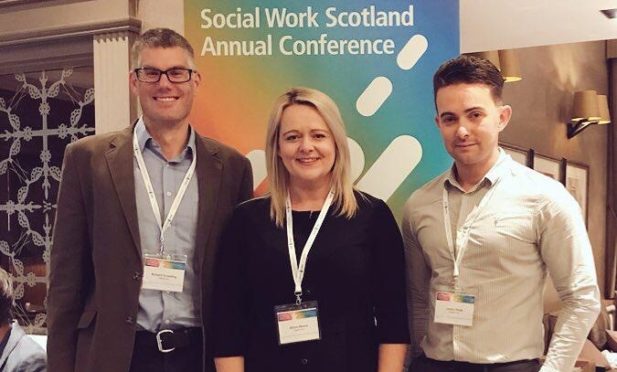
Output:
[212, 87, 409, 372]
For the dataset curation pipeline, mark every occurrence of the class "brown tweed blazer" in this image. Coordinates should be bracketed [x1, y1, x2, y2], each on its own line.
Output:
[47, 125, 253, 372]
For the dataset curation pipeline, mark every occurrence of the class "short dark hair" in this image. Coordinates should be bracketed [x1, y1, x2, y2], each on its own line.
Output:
[433, 55, 505, 104]
[132, 28, 195, 68]
[0, 268, 13, 325]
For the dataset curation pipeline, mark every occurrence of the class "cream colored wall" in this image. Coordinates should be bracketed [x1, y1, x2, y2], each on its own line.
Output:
[460, 0, 617, 52]
[137, 0, 184, 34]
[500, 40, 609, 305]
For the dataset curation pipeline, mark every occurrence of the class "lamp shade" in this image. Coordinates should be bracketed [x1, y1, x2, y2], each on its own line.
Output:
[498, 49, 522, 82]
[572, 90, 601, 120]
[468, 51, 500, 70]
[597, 94, 611, 124]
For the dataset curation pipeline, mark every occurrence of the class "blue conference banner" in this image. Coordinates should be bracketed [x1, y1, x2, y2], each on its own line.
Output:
[184, 0, 459, 219]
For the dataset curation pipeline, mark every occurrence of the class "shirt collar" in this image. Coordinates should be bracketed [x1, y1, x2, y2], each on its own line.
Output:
[134, 117, 196, 160]
[443, 148, 509, 192]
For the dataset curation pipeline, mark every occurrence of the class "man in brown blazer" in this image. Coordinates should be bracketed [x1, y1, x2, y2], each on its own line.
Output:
[47, 28, 253, 372]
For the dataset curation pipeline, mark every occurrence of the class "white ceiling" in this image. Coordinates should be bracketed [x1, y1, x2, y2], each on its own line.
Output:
[461, 0, 617, 52]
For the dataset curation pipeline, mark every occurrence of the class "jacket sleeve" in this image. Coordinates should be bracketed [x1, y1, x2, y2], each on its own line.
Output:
[47, 143, 92, 371]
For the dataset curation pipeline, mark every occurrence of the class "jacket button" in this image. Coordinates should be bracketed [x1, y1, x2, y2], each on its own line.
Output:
[133, 272, 142, 280]
[125, 316, 134, 324]
[305, 289, 311, 295]
[300, 358, 309, 365]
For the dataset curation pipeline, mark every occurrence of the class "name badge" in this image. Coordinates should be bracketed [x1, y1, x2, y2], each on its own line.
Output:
[274, 301, 320, 345]
[434, 291, 475, 327]
[141, 253, 187, 292]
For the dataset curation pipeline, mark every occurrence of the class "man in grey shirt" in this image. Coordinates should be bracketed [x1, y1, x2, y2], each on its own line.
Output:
[403, 55, 599, 372]
[47, 28, 253, 372]
[0, 268, 46, 372]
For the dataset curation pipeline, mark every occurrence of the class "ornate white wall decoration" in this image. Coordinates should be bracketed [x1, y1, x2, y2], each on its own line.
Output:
[0, 67, 94, 332]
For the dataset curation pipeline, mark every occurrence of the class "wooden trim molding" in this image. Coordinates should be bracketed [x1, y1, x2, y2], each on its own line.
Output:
[0, 18, 141, 47]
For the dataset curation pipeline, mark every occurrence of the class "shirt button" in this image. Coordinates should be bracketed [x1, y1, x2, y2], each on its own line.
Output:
[125, 316, 134, 324]
[300, 358, 309, 365]
[165, 319, 171, 324]
[166, 191, 172, 197]
[132, 272, 142, 280]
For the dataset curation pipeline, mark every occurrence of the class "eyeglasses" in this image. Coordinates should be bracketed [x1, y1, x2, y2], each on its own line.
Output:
[134, 67, 195, 83]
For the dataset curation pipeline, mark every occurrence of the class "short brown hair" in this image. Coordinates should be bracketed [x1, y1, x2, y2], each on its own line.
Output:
[433, 55, 504, 104]
[132, 28, 195, 68]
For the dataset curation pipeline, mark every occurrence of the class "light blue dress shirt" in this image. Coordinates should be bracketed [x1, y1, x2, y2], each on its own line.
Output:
[133, 118, 201, 332]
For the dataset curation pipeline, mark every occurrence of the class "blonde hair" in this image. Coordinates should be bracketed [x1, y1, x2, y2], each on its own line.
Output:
[265, 87, 358, 227]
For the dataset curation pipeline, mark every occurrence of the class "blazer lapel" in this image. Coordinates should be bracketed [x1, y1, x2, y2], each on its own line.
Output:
[193, 137, 223, 273]
[105, 127, 142, 258]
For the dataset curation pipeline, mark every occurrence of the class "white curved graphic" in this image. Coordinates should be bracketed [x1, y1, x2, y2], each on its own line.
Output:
[355, 76, 393, 117]
[246, 149, 267, 190]
[356, 135, 423, 201]
[347, 137, 365, 182]
[397, 34, 428, 71]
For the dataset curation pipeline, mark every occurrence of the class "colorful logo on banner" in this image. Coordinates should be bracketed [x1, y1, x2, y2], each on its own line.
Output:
[184, 0, 459, 219]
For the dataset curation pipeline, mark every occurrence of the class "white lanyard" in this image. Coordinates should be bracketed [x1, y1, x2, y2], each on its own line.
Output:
[442, 178, 500, 287]
[133, 127, 196, 254]
[285, 190, 334, 305]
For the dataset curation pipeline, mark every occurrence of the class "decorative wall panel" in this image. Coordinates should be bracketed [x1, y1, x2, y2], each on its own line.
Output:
[0, 67, 94, 332]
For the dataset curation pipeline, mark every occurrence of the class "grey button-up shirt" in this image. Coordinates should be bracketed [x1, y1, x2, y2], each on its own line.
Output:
[403, 149, 599, 370]
[134, 118, 201, 332]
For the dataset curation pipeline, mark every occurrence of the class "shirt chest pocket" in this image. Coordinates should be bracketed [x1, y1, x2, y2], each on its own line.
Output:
[467, 210, 537, 260]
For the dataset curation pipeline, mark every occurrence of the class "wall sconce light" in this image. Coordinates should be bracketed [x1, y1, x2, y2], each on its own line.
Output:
[498, 49, 522, 82]
[474, 50, 500, 70]
[597, 94, 612, 125]
[567, 90, 611, 139]
[466, 50, 522, 82]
